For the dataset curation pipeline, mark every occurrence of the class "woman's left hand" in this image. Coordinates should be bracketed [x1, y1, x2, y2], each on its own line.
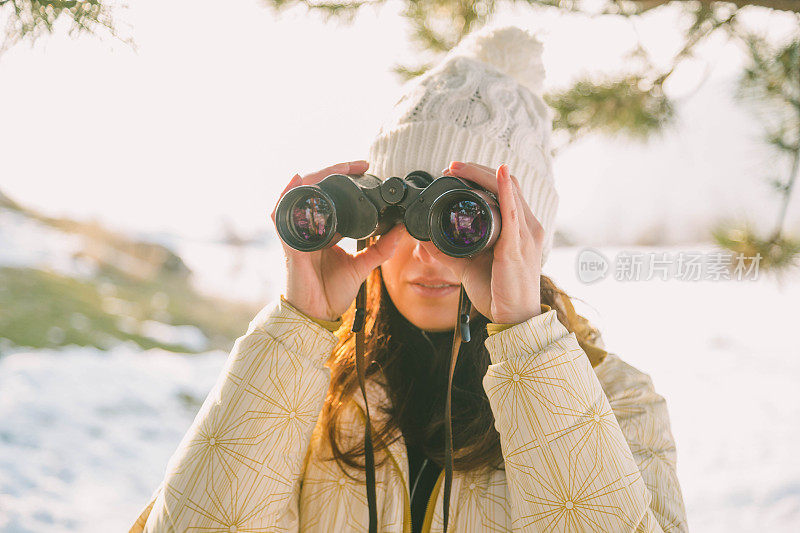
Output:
[420, 161, 544, 324]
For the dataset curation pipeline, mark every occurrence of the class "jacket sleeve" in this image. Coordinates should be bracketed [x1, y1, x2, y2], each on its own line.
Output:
[482, 308, 688, 532]
[129, 298, 338, 533]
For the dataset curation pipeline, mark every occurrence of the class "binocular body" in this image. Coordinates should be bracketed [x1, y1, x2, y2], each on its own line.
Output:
[274, 170, 501, 258]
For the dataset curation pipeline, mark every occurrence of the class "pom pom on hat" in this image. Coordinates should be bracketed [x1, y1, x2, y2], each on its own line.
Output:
[445, 25, 546, 96]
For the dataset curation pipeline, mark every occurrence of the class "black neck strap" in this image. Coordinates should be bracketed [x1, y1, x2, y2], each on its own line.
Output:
[353, 238, 471, 533]
[352, 240, 377, 533]
[443, 285, 471, 532]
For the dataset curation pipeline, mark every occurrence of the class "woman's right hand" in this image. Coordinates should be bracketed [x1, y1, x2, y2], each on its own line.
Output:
[271, 160, 404, 322]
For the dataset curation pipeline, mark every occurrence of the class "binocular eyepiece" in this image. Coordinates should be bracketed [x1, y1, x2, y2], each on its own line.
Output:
[274, 170, 501, 258]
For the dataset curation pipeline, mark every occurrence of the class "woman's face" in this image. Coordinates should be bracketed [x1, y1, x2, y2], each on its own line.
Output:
[381, 226, 461, 332]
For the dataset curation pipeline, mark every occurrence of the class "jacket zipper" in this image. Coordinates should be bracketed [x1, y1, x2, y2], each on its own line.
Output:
[420, 469, 445, 533]
[410, 458, 429, 502]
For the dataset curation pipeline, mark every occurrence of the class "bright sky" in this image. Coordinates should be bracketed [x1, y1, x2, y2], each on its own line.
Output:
[0, 0, 797, 243]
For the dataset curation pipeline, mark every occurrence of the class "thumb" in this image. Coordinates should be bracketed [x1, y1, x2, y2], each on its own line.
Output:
[350, 224, 404, 280]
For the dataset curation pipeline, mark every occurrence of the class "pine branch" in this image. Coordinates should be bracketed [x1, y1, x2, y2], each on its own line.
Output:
[622, 0, 800, 14]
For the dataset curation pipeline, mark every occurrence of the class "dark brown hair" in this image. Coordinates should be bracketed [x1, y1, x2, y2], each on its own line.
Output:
[319, 266, 607, 476]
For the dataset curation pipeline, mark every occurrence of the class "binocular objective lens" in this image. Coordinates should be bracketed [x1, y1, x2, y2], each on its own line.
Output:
[290, 194, 334, 243]
[441, 199, 489, 247]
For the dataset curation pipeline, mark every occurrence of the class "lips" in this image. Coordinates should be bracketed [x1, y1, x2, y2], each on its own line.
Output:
[409, 277, 459, 287]
[408, 278, 459, 297]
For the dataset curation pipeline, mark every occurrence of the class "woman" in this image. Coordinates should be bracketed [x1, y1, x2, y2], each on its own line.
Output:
[130, 25, 687, 532]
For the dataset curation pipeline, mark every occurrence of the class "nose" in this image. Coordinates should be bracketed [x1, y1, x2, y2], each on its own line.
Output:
[411, 239, 437, 264]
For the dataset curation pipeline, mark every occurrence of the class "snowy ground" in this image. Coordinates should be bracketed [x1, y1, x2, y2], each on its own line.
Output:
[1, 244, 799, 532]
[0, 343, 228, 532]
[0, 210, 93, 279]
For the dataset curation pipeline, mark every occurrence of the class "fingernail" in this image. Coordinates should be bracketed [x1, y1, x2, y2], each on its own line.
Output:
[499, 164, 509, 178]
[450, 161, 464, 170]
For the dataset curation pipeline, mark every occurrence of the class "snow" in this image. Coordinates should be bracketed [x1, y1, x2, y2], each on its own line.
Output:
[0, 210, 94, 279]
[1, 245, 799, 532]
[168, 233, 360, 305]
[0, 344, 228, 533]
[139, 321, 209, 352]
[171, 236, 285, 305]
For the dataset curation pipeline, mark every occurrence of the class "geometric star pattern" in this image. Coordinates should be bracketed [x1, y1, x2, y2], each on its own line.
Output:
[129, 300, 688, 533]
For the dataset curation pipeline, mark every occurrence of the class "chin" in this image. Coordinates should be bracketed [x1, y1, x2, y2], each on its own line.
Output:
[402, 295, 460, 332]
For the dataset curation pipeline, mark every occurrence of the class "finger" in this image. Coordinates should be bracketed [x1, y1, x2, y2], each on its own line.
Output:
[516, 187, 545, 242]
[520, 196, 545, 244]
[443, 161, 523, 196]
[494, 164, 523, 257]
[439, 160, 496, 175]
[442, 161, 499, 194]
[454, 161, 496, 175]
[510, 174, 530, 238]
[451, 163, 541, 238]
[350, 224, 404, 280]
[271, 173, 302, 225]
[504, 173, 544, 239]
[508, 182, 546, 262]
[302, 160, 369, 186]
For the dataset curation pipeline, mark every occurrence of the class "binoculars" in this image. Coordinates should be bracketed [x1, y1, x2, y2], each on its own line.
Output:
[274, 170, 501, 258]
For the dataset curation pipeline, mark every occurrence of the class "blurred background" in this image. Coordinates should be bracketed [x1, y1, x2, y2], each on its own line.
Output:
[1, 0, 799, 531]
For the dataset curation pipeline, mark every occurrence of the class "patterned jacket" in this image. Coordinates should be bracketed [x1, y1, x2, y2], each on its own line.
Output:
[130, 297, 688, 532]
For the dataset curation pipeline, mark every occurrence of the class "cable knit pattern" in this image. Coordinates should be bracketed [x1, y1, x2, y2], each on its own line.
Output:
[130, 303, 688, 532]
[367, 24, 559, 266]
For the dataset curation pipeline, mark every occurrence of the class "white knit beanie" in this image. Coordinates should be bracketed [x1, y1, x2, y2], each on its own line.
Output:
[367, 24, 559, 267]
